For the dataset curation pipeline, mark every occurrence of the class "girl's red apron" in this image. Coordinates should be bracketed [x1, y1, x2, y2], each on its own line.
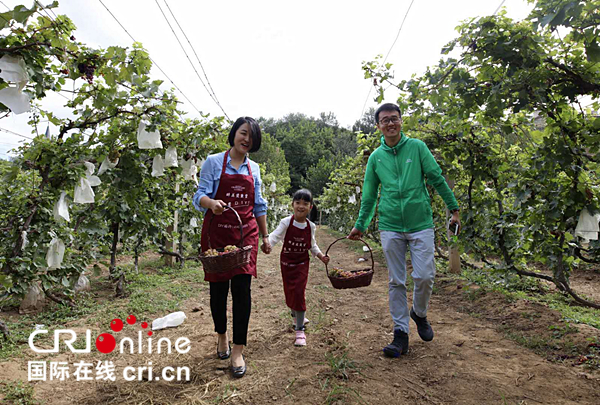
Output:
[200, 150, 259, 282]
[280, 215, 311, 311]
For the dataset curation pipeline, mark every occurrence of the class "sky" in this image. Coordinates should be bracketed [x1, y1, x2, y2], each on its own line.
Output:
[0, 0, 536, 158]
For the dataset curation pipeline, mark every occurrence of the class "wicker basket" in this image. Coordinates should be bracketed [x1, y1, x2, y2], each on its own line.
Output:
[324, 237, 374, 289]
[199, 206, 253, 274]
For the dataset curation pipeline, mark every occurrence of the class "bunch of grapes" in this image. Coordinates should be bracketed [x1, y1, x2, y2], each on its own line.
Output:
[203, 246, 239, 257]
[329, 267, 368, 279]
[203, 249, 219, 257]
[77, 63, 96, 84]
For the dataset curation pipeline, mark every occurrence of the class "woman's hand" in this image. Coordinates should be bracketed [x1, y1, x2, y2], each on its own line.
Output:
[210, 199, 227, 215]
[319, 254, 330, 265]
[261, 236, 272, 254]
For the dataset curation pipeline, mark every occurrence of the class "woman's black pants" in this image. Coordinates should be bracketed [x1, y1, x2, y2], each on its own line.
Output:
[209, 274, 252, 345]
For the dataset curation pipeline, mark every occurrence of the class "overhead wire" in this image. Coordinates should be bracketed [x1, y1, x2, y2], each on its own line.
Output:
[493, 0, 507, 16]
[30, 4, 175, 108]
[357, 0, 415, 126]
[0, 127, 34, 140]
[0, 2, 207, 146]
[29, 2, 192, 117]
[382, 0, 416, 65]
[97, 0, 203, 116]
[356, 0, 508, 126]
[153, 0, 228, 119]
[161, 0, 229, 120]
[0, 1, 14, 28]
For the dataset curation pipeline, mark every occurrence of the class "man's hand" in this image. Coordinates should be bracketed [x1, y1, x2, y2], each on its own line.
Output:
[261, 237, 272, 254]
[348, 227, 362, 240]
[449, 211, 461, 235]
[210, 199, 227, 215]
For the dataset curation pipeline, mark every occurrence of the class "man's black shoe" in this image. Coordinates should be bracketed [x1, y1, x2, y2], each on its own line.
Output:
[410, 308, 434, 342]
[383, 329, 409, 358]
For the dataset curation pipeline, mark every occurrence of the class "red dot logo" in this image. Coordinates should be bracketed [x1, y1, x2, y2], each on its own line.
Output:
[147, 331, 153, 337]
[126, 315, 137, 325]
[95, 333, 116, 353]
[141, 322, 148, 329]
[110, 319, 123, 332]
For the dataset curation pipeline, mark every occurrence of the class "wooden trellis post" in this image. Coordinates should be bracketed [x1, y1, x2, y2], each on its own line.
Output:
[164, 182, 179, 266]
[446, 177, 461, 273]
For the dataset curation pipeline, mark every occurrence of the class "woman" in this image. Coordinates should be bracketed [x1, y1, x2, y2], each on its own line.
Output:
[193, 117, 271, 378]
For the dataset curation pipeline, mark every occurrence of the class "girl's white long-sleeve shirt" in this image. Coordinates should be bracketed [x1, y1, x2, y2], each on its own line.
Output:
[268, 217, 322, 257]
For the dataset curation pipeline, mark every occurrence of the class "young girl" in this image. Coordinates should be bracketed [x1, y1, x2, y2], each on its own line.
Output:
[263, 189, 329, 346]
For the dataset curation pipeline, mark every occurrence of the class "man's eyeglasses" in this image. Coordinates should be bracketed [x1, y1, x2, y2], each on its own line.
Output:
[380, 116, 401, 125]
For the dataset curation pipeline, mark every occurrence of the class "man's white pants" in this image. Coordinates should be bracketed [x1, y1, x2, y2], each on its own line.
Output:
[380, 228, 436, 333]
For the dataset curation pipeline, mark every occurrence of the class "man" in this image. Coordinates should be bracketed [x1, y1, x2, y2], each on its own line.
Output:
[348, 103, 461, 358]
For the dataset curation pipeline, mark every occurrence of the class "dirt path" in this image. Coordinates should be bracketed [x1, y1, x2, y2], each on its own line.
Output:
[1, 227, 599, 404]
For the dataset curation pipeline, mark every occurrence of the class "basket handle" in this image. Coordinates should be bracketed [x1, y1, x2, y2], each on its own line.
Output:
[324, 237, 374, 276]
[206, 205, 245, 250]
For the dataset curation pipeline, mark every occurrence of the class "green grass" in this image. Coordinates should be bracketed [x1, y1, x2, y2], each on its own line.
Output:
[0, 380, 38, 405]
[310, 307, 333, 333]
[284, 377, 297, 397]
[452, 264, 600, 330]
[324, 347, 361, 380]
[583, 337, 600, 370]
[501, 321, 579, 356]
[0, 297, 98, 360]
[0, 257, 205, 361]
[440, 261, 599, 367]
[535, 293, 600, 329]
[213, 383, 238, 404]
[86, 259, 205, 327]
[501, 329, 556, 354]
[503, 325, 579, 357]
[323, 382, 366, 405]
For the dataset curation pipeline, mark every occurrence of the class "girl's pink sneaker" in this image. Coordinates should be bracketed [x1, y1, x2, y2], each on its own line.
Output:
[294, 330, 306, 346]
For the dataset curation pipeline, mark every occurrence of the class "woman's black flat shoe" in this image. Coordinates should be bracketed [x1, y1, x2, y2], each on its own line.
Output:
[217, 344, 231, 360]
[231, 355, 246, 378]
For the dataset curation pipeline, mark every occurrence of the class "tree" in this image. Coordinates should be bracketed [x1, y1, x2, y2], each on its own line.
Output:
[320, 131, 381, 240]
[0, 3, 228, 303]
[305, 156, 335, 197]
[258, 113, 357, 194]
[251, 132, 290, 188]
[352, 107, 377, 135]
[251, 132, 292, 231]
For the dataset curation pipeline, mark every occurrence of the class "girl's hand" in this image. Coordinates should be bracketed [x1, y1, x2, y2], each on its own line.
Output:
[210, 199, 227, 215]
[320, 255, 330, 265]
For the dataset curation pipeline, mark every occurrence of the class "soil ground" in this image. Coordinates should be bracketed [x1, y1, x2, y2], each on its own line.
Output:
[1, 227, 599, 404]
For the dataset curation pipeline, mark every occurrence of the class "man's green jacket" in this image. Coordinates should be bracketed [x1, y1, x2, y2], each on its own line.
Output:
[355, 133, 458, 233]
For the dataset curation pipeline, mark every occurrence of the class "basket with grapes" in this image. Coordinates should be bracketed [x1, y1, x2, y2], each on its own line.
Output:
[324, 237, 374, 289]
[199, 206, 252, 274]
